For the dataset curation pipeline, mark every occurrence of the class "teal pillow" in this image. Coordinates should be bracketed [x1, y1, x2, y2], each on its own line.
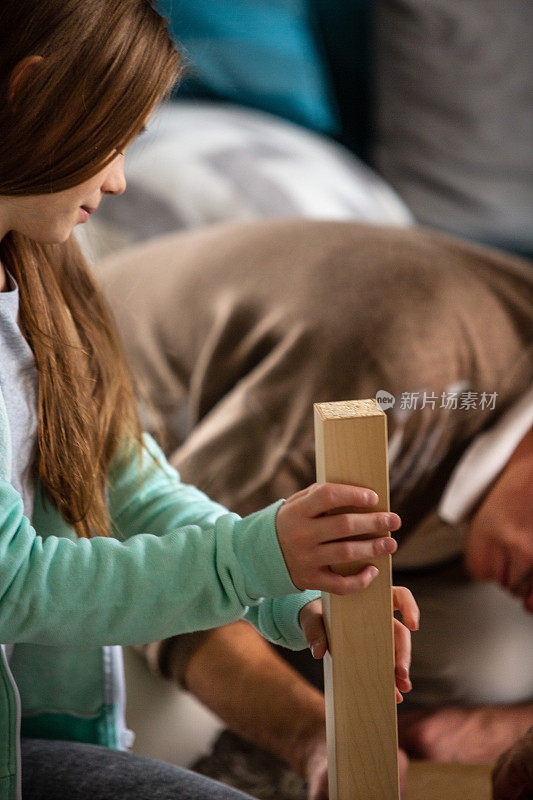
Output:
[156, 0, 340, 135]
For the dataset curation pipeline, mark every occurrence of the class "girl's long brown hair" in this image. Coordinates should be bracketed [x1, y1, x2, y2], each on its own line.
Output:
[0, 0, 182, 536]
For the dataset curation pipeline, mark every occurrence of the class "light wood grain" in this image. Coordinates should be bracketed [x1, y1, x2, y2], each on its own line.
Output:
[407, 761, 492, 800]
[314, 399, 399, 800]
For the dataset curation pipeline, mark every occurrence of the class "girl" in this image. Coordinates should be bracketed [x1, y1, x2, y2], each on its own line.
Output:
[0, 1, 418, 798]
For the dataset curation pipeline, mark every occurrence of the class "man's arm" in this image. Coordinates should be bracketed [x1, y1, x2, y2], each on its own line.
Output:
[138, 622, 328, 800]
[179, 622, 328, 800]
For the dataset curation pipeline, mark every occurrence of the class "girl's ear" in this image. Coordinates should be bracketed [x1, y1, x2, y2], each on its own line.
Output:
[8, 55, 44, 104]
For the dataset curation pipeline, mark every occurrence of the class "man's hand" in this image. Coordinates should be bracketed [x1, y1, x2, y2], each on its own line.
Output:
[299, 735, 328, 800]
[299, 587, 419, 702]
[300, 740, 410, 800]
[465, 427, 533, 610]
[399, 704, 533, 764]
[492, 725, 533, 800]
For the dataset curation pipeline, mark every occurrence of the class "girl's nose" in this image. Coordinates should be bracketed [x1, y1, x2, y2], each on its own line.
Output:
[103, 159, 127, 196]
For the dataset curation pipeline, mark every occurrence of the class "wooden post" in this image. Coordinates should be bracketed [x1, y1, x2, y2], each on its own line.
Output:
[314, 399, 399, 800]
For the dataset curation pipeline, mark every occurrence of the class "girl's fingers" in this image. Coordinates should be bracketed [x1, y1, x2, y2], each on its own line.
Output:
[312, 511, 401, 544]
[318, 535, 397, 566]
[392, 588, 417, 700]
[302, 483, 379, 517]
[299, 599, 328, 659]
[392, 586, 420, 631]
[393, 618, 412, 695]
[316, 564, 379, 595]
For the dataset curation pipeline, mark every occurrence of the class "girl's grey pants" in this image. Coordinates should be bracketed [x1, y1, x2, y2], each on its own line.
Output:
[21, 738, 253, 800]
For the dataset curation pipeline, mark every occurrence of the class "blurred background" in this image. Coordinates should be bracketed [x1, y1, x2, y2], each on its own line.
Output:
[79, 0, 533, 264]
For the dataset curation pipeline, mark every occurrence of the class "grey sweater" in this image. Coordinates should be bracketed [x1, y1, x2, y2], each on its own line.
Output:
[0, 271, 38, 519]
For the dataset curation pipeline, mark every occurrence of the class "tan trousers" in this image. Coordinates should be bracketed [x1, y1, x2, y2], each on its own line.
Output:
[98, 219, 533, 707]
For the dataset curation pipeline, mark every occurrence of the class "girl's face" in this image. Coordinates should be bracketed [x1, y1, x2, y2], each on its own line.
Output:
[0, 152, 127, 244]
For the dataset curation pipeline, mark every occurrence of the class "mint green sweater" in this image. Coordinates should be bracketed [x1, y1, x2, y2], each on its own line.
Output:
[0, 388, 318, 799]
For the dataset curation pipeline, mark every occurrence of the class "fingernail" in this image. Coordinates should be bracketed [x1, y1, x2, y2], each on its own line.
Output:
[367, 491, 378, 504]
[369, 566, 379, 578]
[383, 538, 397, 554]
[387, 513, 400, 529]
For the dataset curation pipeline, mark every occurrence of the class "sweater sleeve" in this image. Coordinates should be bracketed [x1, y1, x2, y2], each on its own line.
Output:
[108, 433, 318, 649]
[0, 434, 317, 649]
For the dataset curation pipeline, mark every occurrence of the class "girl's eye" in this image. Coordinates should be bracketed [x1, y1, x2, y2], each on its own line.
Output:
[114, 126, 148, 157]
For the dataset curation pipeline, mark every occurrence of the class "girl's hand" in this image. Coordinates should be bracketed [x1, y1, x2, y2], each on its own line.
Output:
[276, 482, 401, 593]
[299, 587, 419, 702]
